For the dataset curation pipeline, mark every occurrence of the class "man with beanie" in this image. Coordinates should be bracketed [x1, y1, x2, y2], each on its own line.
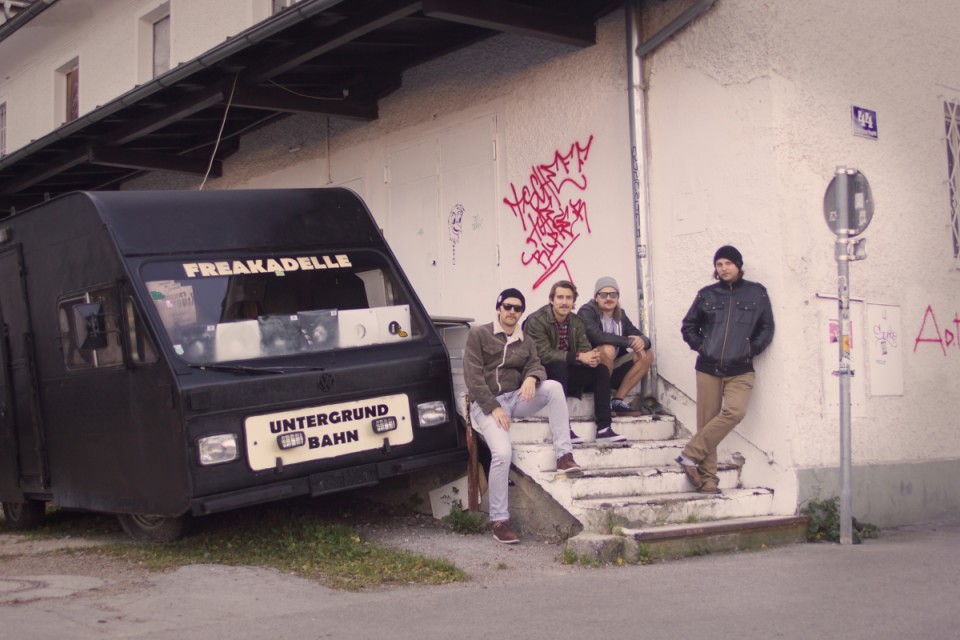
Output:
[523, 280, 626, 442]
[463, 287, 582, 544]
[677, 245, 775, 494]
[578, 276, 654, 416]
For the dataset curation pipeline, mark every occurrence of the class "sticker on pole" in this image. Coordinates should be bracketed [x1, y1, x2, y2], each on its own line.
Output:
[823, 170, 874, 236]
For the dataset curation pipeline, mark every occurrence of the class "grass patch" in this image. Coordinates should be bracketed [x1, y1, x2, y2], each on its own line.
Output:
[2, 499, 466, 591]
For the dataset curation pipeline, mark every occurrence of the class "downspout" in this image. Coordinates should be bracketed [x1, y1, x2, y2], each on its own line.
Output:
[625, 0, 717, 402]
[625, 0, 657, 400]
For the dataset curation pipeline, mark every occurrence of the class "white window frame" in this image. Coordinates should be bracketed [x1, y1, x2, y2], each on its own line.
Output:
[137, 2, 171, 83]
[54, 57, 80, 126]
[945, 99, 960, 268]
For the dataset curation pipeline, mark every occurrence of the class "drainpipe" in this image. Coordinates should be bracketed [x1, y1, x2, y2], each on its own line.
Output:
[625, 0, 657, 400]
[625, 0, 716, 403]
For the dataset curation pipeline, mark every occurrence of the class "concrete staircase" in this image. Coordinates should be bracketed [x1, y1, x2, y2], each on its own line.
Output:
[437, 322, 806, 562]
[501, 394, 807, 562]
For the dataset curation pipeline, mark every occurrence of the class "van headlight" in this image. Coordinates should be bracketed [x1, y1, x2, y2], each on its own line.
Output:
[198, 434, 238, 465]
[417, 401, 448, 427]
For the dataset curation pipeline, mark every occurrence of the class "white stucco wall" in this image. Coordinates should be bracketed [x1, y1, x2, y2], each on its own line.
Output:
[645, 0, 960, 520]
[129, 15, 643, 326]
[5, 0, 958, 523]
[0, 0, 265, 155]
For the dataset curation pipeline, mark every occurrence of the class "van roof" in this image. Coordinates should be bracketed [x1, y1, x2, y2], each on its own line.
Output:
[81, 188, 383, 255]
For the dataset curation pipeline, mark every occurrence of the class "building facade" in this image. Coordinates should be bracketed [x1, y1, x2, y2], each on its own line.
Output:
[2, 0, 959, 525]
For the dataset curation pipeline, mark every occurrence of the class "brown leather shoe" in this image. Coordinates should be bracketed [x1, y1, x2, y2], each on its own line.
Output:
[676, 456, 703, 490]
[699, 480, 722, 494]
[491, 520, 519, 544]
[556, 452, 583, 476]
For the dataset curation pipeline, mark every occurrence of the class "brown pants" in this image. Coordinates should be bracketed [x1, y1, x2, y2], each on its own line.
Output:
[682, 371, 755, 483]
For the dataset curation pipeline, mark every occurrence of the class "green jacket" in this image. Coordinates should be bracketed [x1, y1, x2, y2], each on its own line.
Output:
[523, 304, 593, 366]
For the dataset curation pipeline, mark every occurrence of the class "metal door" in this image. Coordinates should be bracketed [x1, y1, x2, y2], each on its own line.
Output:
[0, 245, 45, 492]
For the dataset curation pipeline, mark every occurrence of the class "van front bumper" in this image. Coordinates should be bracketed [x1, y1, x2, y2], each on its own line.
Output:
[189, 448, 467, 516]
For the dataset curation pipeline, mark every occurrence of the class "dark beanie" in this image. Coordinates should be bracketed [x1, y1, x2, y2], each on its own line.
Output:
[496, 288, 526, 309]
[713, 245, 743, 270]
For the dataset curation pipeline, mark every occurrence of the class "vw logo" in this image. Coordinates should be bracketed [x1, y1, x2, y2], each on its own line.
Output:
[317, 373, 335, 392]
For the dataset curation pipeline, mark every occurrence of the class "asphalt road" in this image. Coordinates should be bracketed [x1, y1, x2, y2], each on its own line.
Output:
[2, 518, 959, 639]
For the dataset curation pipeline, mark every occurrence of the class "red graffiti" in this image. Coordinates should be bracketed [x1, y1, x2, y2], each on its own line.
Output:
[502, 136, 594, 289]
[913, 305, 960, 355]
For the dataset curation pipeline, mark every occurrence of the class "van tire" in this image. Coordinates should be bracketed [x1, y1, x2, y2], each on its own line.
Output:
[117, 513, 189, 543]
[2, 500, 46, 530]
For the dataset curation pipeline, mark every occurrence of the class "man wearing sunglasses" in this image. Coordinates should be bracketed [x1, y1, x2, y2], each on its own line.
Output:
[578, 277, 654, 416]
[464, 288, 582, 544]
[523, 280, 626, 442]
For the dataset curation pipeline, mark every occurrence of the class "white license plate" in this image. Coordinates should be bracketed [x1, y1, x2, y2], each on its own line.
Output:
[244, 394, 412, 471]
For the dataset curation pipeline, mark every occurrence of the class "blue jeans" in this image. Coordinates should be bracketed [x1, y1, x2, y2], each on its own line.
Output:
[470, 380, 572, 522]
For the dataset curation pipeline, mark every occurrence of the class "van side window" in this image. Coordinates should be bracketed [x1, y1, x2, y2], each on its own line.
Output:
[125, 297, 158, 365]
[57, 287, 124, 370]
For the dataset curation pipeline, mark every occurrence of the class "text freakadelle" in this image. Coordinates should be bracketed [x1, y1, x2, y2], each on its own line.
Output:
[182, 254, 352, 278]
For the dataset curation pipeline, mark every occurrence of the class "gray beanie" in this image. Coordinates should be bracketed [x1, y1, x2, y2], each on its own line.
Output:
[594, 276, 619, 296]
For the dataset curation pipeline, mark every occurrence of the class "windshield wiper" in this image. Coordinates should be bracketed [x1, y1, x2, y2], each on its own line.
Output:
[186, 363, 285, 375]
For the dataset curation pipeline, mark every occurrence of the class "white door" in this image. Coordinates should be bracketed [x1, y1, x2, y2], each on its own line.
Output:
[385, 115, 499, 321]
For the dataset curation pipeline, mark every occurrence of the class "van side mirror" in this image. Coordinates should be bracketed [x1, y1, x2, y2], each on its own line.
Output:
[73, 302, 108, 350]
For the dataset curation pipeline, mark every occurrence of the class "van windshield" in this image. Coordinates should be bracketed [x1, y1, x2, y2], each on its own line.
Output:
[141, 251, 424, 364]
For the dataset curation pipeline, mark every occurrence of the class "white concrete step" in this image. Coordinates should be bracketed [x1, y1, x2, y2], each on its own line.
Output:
[513, 439, 685, 472]
[562, 463, 740, 500]
[573, 487, 776, 533]
[507, 415, 676, 444]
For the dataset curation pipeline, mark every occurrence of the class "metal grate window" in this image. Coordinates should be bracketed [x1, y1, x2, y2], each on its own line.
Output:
[945, 100, 960, 263]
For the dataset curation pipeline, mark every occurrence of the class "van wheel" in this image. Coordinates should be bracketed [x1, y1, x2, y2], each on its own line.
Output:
[2, 499, 46, 530]
[117, 513, 189, 543]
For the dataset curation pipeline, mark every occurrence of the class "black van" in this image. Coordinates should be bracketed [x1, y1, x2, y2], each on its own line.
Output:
[0, 189, 465, 540]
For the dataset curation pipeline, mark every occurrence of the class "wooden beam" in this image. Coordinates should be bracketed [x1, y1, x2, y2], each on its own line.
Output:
[242, 1, 424, 84]
[228, 85, 378, 120]
[422, 0, 596, 47]
[88, 147, 221, 177]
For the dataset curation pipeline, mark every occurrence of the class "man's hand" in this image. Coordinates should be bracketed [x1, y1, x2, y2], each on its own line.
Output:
[519, 376, 537, 402]
[492, 407, 511, 431]
[628, 335, 646, 352]
[577, 349, 601, 368]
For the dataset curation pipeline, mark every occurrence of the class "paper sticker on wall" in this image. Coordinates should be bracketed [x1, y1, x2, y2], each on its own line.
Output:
[866, 303, 903, 396]
[819, 298, 866, 417]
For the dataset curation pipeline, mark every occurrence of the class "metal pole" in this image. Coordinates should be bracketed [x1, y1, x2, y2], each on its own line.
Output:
[834, 166, 853, 545]
[625, 0, 658, 399]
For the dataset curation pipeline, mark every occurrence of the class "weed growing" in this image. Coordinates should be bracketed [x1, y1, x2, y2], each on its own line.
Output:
[441, 501, 486, 534]
[801, 497, 879, 544]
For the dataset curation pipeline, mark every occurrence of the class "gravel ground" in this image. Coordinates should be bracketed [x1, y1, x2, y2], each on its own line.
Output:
[0, 504, 585, 598]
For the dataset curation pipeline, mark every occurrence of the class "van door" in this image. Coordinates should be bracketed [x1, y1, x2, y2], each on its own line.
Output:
[0, 245, 45, 492]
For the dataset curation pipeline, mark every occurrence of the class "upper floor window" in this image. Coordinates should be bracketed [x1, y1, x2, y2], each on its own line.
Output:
[945, 100, 960, 264]
[55, 57, 79, 125]
[272, 0, 302, 14]
[139, 3, 171, 81]
[153, 15, 171, 77]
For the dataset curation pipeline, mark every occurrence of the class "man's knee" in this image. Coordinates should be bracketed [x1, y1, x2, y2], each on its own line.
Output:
[540, 379, 564, 398]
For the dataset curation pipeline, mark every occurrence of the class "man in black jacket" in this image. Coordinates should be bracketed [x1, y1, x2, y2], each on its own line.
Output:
[677, 246, 775, 494]
[578, 277, 654, 416]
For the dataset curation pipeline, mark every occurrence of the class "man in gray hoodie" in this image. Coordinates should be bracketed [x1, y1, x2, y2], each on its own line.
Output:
[464, 288, 582, 544]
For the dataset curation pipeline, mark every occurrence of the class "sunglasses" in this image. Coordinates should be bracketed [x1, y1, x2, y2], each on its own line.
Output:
[597, 291, 619, 299]
[500, 303, 525, 313]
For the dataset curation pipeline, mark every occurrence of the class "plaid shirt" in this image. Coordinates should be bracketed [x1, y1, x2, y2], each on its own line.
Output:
[556, 319, 569, 352]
